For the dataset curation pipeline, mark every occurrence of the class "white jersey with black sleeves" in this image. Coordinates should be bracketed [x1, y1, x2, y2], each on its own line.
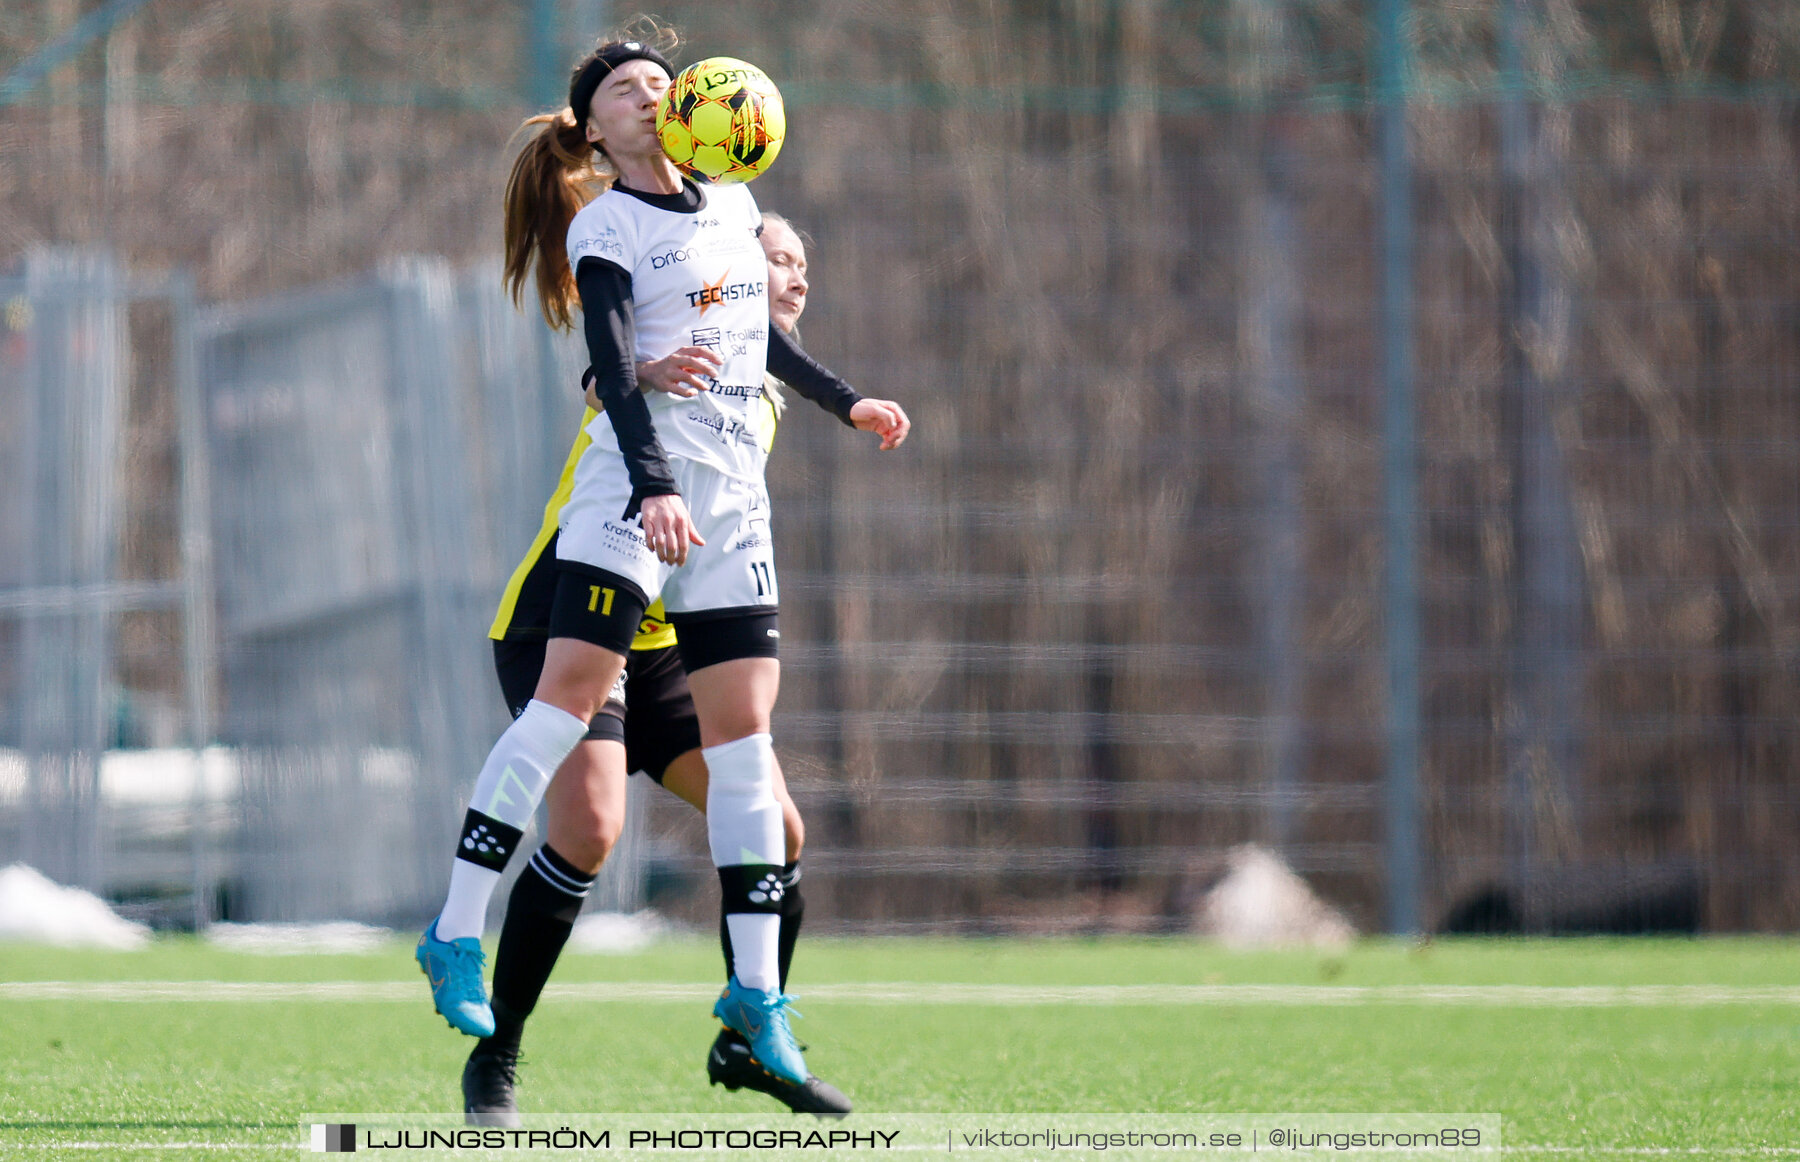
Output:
[565, 180, 770, 481]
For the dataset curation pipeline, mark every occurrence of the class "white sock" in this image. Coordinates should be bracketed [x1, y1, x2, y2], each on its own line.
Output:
[705, 732, 784, 991]
[437, 699, 588, 942]
[726, 914, 781, 992]
[438, 861, 501, 944]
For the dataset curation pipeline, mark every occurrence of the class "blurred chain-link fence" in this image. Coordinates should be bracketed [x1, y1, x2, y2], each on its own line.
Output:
[4, 0, 1800, 933]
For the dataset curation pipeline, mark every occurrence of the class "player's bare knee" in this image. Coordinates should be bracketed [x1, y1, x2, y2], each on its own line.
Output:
[705, 708, 772, 745]
[783, 801, 805, 862]
[535, 664, 621, 723]
[552, 803, 619, 873]
[537, 592, 638, 720]
[671, 617, 779, 746]
[661, 749, 709, 814]
[545, 750, 626, 874]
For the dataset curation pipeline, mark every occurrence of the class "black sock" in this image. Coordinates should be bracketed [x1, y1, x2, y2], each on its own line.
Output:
[776, 862, 805, 991]
[480, 844, 595, 1057]
[720, 861, 804, 991]
[481, 997, 526, 1059]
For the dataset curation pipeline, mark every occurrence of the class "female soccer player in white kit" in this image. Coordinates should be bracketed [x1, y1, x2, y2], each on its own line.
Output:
[465, 214, 849, 1122]
[415, 32, 908, 1090]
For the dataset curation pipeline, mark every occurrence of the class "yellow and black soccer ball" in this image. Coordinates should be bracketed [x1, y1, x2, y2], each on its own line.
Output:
[656, 57, 785, 184]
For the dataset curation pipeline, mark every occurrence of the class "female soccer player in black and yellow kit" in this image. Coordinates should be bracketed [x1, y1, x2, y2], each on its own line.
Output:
[465, 213, 854, 1121]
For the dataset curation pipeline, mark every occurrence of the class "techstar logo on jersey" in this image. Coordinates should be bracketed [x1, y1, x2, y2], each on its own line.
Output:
[688, 267, 766, 317]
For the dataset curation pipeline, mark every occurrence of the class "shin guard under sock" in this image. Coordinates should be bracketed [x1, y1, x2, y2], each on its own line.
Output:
[438, 700, 588, 942]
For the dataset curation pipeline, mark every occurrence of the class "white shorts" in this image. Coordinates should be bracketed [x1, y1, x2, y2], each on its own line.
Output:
[556, 450, 778, 615]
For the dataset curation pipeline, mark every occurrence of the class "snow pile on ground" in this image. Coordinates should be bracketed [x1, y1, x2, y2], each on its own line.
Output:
[0, 863, 151, 949]
[205, 922, 392, 954]
[566, 910, 670, 954]
[1195, 844, 1357, 949]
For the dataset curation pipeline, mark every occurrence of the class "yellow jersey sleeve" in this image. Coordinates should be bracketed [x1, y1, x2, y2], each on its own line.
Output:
[489, 409, 595, 640]
[756, 375, 783, 453]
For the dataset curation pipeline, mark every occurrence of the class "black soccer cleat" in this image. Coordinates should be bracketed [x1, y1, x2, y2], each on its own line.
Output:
[462, 1046, 523, 1128]
[706, 1028, 852, 1118]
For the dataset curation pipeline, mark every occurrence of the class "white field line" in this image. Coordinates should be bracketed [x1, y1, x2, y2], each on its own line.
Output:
[5, 982, 1800, 1006]
[0, 1144, 292, 1152]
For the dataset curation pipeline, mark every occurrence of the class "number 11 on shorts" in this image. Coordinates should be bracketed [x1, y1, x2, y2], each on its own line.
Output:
[750, 562, 772, 597]
[588, 585, 614, 615]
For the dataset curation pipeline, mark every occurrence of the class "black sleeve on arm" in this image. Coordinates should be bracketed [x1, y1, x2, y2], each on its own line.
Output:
[575, 256, 678, 516]
[767, 326, 863, 426]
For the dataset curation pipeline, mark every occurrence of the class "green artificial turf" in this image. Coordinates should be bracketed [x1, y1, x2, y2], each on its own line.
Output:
[1, 936, 1796, 1159]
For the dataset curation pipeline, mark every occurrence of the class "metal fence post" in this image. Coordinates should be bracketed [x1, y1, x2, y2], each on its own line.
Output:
[1376, 0, 1422, 936]
[17, 249, 127, 893]
[172, 269, 219, 927]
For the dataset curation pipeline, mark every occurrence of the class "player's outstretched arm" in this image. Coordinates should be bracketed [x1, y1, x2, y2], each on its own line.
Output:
[766, 326, 863, 425]
[848, 398, 910, 450]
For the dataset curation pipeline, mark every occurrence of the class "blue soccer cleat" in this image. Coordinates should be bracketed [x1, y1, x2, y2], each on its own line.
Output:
[416, 918, 495, 1038]
[713, 976, 808, 1086]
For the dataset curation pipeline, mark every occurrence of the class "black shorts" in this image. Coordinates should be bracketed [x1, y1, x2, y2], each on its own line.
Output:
[621, 643, 703, 785]
[490, 638, 700, 784]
